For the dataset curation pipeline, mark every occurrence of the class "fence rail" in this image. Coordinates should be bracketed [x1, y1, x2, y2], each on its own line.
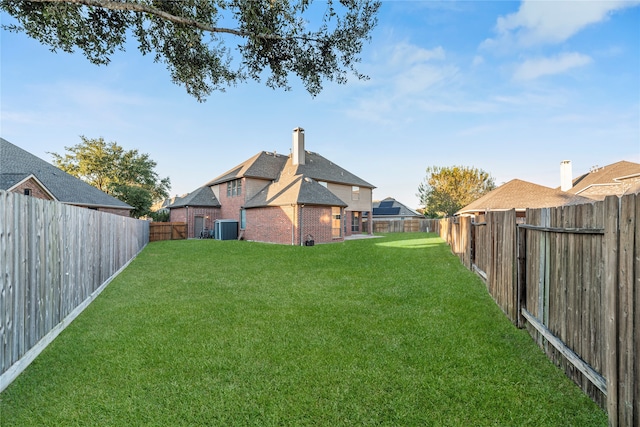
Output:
[0, 191, 149, 392]
[430, 194, 639, 427]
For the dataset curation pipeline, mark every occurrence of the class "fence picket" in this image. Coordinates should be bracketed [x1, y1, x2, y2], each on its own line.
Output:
[0, 191, 148, 393]
[432, 193, 638, 426]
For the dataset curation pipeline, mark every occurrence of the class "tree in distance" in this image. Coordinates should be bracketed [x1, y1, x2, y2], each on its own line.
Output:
[418, 165, 496, 218]
[50, 136, 171, 218]
[1, 0, 381, 101]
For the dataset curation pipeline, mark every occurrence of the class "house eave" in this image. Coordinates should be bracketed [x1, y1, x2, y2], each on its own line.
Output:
[7, 174, 58, 201]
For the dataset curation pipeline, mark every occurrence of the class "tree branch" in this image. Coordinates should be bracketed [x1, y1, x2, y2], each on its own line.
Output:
[27, 0, 321, 42]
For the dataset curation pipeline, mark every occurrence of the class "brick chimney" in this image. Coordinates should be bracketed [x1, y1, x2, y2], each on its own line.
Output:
[560, 160, 572, 191]
[292, 127, 305, 165]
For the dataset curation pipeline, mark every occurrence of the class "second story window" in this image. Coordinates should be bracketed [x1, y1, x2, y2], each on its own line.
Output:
[352, 186, 360, 201]
[227, 179, 242, 197]
[24, 188, 32, 196]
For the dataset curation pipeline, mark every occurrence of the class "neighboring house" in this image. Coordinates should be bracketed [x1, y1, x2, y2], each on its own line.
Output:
[456, 179, 593, 218]
[167, 186, 221, 238]
[372, 197, 423, 220]
[456, 160, 640, 218]
[170, 127, 375, 244]
[560, 160, 640, 201]
[0, 138, 133, 216]
[151, 194, 184, 214]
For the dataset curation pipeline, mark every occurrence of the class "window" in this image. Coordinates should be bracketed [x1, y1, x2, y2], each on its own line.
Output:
[226, 179, 242, 197]
[332, 207, 342, 238]
[352, 186, 360, 200]
[240, 209, 246, 230]
[24, 188, 32, 196]
[351, 212, 360, 232]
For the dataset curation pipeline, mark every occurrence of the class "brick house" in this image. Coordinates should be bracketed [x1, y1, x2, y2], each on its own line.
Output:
[169, 128, 375, 244]
[0, 138, 133, 216]
[165, 186, 221, 238]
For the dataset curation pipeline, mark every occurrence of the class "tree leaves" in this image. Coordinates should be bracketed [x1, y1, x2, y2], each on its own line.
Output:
[50, 136, 171, 218]
[1, 0, 380, 101]
[417, 166, 496, 218]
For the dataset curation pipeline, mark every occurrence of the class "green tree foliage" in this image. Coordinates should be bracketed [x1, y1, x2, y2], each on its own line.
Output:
[50, 136, 171, 218]
[417, 166, 495, 218]
[148, 210, 170, 222]
[1, 0, 380, 101]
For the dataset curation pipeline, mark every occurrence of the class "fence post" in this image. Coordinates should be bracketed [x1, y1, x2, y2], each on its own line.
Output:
[616, 193, 637, 426]
[517, 225, 527, 328]
[470, 218, 476, 266]
[603, 195, 619, 426]
[464, 216, 472, 269]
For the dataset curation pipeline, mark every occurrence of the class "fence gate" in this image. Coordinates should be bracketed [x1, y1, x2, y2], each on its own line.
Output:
[518, 204, 607, 408]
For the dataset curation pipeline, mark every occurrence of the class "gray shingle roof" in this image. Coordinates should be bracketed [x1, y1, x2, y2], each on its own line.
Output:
[168, 186, 220, 208]
[205, 150, 374, 189]
[287, 151, 374, 188]
[373, 197, 422, 217]
[205, 152, 289, 186]
[1, 138, 133, 209]
[244, 174, 348, 208]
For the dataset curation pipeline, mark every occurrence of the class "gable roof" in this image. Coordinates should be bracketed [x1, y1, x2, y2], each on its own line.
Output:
[285, 151, 374, 188]
[205, 151, 289, 186]
[456, 179, 593, 215]
[167, 186, 220, 209]
[373, 197, 422, 217]
[1, 138, 133, 210]
[205, 150, 374, 189]
[8, 173, 57, 200]
[151, 194, 185, 212]
[565, 160, 640, 200]
[244, 164, 348, 208]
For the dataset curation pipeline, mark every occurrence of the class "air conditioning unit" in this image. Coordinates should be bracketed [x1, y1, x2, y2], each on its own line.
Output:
[215, 219, 238, 240]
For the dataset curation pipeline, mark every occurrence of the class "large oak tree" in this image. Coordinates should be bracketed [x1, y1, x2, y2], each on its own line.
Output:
[50, 136, 171, 218]
[1, 0, 380, 101]
[418, 166, 496, 218]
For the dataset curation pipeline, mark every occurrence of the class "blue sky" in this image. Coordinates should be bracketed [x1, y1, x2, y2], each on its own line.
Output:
[2, 1, 639, 209]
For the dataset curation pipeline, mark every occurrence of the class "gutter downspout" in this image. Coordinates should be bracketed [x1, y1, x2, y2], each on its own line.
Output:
[292, 204, 295, 246]
[299, 204, 304, 246]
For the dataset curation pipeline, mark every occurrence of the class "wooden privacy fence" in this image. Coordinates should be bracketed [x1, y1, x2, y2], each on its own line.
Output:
[149, 222, 187, 242]
[372, 218, 432, 233]
[0, 191, 149, 392]
[433, 194, 638, 427]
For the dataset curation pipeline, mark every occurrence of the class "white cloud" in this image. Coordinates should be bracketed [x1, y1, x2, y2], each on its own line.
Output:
[472, 55, 484, 67]
[388, 44, 445, 67]
[513, 52, 592, 80]
[345, 41, 460, 122]
[483, 0, 640, 49]
[393, 63, 456, 95]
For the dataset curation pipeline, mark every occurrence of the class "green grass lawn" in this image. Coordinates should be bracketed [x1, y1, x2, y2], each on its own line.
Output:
[0, 233, 606, 426]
